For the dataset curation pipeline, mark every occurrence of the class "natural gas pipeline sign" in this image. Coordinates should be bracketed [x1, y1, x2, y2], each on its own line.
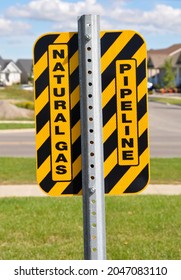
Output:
[34, 30, 149, 196]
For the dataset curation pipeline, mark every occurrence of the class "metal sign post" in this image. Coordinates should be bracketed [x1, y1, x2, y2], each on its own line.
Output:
[78, 15, 106, 260]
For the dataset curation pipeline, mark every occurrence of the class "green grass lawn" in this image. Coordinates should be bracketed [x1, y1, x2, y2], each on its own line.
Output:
[150, 158, 181, 184]
[0, 158, 36, 184]
[149, 96, 181, 106]
[0, 195, 180, 260]
[0, 123, 35, 130]
[0, 85, 34, 101]
[0, 157, 181, 185]
[0, 157, 181, 260]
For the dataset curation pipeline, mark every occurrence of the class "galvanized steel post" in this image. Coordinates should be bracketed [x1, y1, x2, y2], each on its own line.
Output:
[78, 14, 106, 260]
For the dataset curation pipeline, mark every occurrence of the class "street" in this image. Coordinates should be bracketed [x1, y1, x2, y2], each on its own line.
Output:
[0, 100, 181, 158]
[0, 129, 35, 157]
[148, 100, 181, 157]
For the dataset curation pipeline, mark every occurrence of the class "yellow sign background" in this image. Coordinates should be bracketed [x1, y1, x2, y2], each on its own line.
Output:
[34, 30, 149, 195]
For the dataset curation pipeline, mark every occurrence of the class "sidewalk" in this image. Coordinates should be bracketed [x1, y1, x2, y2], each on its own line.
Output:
[0, 184, 181, 197]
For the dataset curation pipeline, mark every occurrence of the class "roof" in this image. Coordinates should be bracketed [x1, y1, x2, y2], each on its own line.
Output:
[0, 56, 13, 70]
[16, 59, 32, 76]
[148, 44, 181, 55]
[148, 44, 181, 68]
[147, 54, 167, 68]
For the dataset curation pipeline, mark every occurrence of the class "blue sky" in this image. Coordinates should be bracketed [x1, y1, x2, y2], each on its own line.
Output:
[0, 0, 181, 61]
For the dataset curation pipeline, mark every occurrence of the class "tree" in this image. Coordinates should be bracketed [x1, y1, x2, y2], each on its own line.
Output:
[162, 58, 176, 89]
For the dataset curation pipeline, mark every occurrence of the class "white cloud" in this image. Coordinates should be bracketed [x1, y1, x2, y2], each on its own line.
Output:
[0, 0, 180, 60]
[2, 1, 181, 37]
[109, 4, 181, 34]
[143, 5, 181, 33]
[0, 17, 31, 36]
[6, 0, 104, 24]
[4, 0, 106, 33]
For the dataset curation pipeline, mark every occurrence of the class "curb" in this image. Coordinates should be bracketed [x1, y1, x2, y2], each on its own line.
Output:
[0, 184, 181, 197]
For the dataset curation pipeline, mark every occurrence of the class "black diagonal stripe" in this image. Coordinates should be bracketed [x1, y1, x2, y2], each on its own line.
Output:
[62, 171, 82, 194]
[136, 59, 146, 87]
[105, 165, 130, 193]
[103, 94, 116, 126]
[34, 34, 60, 64]
[72, 136, 81, 162]
[124, 164, 149, 193]
[68, 33, 78, 59]
[101, 62, 115, 93]
[39, 172, 56, 193]
[68, 35, 79, 95]
[36, 102, 50, 134]
[137, 94, 147, 121]
[101, 32, 122, 56]
[102, 33, 144, 91]
[37, 136, 51, 168]
[138, 129, 148, 157]
[70, 67, 79, 93]
[104, 130, 117, 161]
[120, 33, 144, 59]
[71, 101, 80, 128]
[35, 68, 49, 99]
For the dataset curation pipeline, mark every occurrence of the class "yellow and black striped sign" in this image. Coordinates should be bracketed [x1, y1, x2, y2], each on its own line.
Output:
[101, 31, 149, 194]
[34, 30, 149, 196]
[34, 32, 81, 196]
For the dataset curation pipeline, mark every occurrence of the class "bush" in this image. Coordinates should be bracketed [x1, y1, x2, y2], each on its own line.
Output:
[15, 101, 34, 110]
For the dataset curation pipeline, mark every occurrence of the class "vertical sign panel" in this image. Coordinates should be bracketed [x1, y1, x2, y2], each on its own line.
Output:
[48, 44, 72, 181]
[116, 59, 138, 166]
[34, 32, 82, 196]
[101, 30, 149, 194]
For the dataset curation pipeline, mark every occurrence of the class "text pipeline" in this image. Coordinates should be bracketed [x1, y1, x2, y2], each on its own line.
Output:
[116, 59, 139, 166]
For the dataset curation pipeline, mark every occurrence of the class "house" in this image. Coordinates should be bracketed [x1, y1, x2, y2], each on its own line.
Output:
[16, 59, 33, 84]
[147, 44, 181, 88]
[0, 56, 21, 86]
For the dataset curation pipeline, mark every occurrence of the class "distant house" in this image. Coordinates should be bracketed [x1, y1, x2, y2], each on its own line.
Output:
[16, 59, 33, 84]
[0, 56, 21, 86]
[147, 44, 181, 87]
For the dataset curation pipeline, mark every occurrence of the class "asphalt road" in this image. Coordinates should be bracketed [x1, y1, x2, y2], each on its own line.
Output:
[0, 100, 181, 158]
[148, 101, 181, 157]
[0, 129, 36, 157]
